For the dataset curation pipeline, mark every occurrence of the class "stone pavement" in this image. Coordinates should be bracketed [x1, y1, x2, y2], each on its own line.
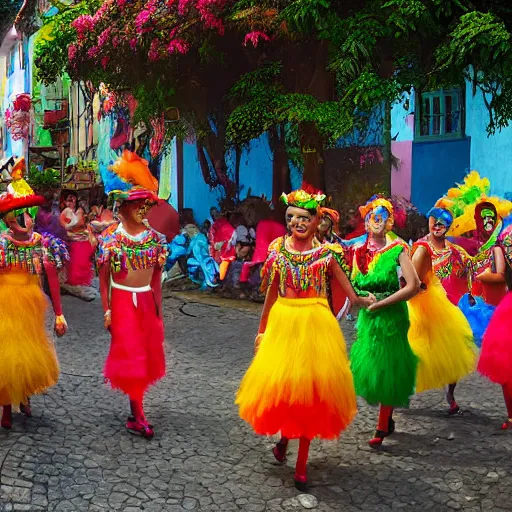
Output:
[1, 292, 511, 512]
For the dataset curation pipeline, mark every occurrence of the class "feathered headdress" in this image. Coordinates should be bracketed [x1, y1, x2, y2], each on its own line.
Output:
[280, 185, 326, 211]
[436, 171, 512, 236]
[107, 150, 160, 206]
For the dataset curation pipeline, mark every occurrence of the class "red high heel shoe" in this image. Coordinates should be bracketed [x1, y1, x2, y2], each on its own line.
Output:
[500, 419, 512, 430]
[126, 415, 154, 438]
[20, 399, 32, 418]
[272, 439, 288, 463]
[448, 400, 461, 416]
[294, 472, 308, 492]
[1, 406, 12, 429]
[369, 418, 395, 448]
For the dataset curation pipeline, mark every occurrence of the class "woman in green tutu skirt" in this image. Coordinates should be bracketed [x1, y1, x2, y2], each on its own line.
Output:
[350, 195, 420, 447]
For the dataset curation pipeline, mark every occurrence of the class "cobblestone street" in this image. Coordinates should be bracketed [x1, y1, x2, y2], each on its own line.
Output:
[1, 291, 511, 512]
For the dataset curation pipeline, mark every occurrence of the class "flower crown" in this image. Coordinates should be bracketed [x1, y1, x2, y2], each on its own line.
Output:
[280, 188, 326, 210]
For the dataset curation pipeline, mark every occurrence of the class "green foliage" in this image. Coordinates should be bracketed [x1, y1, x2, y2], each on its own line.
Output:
[132, 83, 177, 127]
[26, 165, 61, 191]
[34, 0, 100, 85]
[0, 0, 22, 27]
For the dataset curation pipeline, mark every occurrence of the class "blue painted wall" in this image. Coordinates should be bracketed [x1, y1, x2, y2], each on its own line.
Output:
[337, 103, 385, 148]
[182, 140, 220, 224]
[411, 138, 470, 213]
[391, 91, 415, 142]
[231, 133, 273, 201]
[465, 81, 512, 198]
[182, 133, 274, 223]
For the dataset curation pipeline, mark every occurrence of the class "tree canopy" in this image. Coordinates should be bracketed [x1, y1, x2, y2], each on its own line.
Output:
[33, 0, 512, 193]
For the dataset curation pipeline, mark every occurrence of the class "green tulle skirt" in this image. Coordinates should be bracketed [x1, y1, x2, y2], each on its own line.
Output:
[350, 302, 418, 407]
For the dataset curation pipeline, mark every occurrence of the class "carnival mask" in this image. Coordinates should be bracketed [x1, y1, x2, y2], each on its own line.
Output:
[428, 208, 453, 239]
[481, 208, 496, 233]
[120, 199, 151, 224]
[365, 206, 390, 236]
[4, 209, 34, 236]
[286, 206, 318, 240]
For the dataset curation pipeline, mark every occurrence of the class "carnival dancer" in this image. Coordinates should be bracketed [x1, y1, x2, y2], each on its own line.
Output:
[0, 188, 68, 429]
[59, 190, 98, 301]
[477, 265, 512, 430]
[437, 172, 512, 307]
[236, 188, 375, 490]
[349, 195, 420, 448]
[317, 207, 343, 245]
[408, 206, 478, 415]
[97, 150, 167, 438]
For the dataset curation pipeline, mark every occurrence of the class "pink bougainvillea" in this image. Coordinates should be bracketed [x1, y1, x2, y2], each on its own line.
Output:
[167, 38, 190, 54]
[98, 27, 113, 48]
[244, 31, 271, 47]
[71, 15, 95, 39]
[148, 38, 161, 61]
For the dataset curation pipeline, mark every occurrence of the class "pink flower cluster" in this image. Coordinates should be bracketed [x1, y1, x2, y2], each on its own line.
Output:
[244, 31, 271, 47]
[71, 15, 96, 38]
[167, 39, 190, 54]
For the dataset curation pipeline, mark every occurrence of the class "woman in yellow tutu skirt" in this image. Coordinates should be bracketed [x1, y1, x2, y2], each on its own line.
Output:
[0, 188, 68, 429]
[408, 206, 478, 413]
[236, 188, 374, 490]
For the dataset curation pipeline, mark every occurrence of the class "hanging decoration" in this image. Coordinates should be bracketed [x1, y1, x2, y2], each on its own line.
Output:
[5, 93, 32, 141]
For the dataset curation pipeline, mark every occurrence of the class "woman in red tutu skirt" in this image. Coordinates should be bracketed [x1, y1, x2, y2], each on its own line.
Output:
[477, 265, 512, 430]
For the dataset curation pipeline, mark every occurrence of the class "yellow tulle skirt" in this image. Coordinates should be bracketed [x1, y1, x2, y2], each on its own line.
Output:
[0, 271, 59, 406]
[236, 296, 357, 440]
[407, 272, 478, 393]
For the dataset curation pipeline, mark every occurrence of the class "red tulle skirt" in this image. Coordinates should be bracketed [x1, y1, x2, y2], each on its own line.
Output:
[104, 287, 165, 399]
[478, 292, 512, 385]
[67, 240, 95, 286]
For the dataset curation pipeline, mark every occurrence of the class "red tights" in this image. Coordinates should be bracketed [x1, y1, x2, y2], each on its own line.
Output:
[377, 405, 394, 432]
[502, 383, 512, 418]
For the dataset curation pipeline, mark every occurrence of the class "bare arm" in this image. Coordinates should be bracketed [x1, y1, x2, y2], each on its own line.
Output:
[411, 245, 431, 283]
[151, 265, 163, 318]
[369, 250, 420, 311]
[476, 246, 506, 284]
[331, 258, 374, 307]
[43, 261, 67, 337]
[99, 264, 111, 329]
[258, 278, 279, 334]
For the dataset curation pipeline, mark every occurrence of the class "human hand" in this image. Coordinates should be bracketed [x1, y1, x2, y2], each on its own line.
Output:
[368, 301, 382, 312]
[254, 333, 264, 355]
[104, 310, 112, 331]
[54, 315, 68, 337]
[357, 294, 376, 309]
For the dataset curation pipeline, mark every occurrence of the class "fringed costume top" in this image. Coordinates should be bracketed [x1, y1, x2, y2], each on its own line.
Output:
[261, 236, 350, 297]
[0, 231, 68, 275]
[97, 222, 168, 276]
[415, 238, 471, 305]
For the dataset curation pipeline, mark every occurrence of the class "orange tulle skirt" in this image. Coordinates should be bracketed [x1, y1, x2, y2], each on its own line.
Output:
[236, 296, 357, 440]
[0, 271, 59, 405]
